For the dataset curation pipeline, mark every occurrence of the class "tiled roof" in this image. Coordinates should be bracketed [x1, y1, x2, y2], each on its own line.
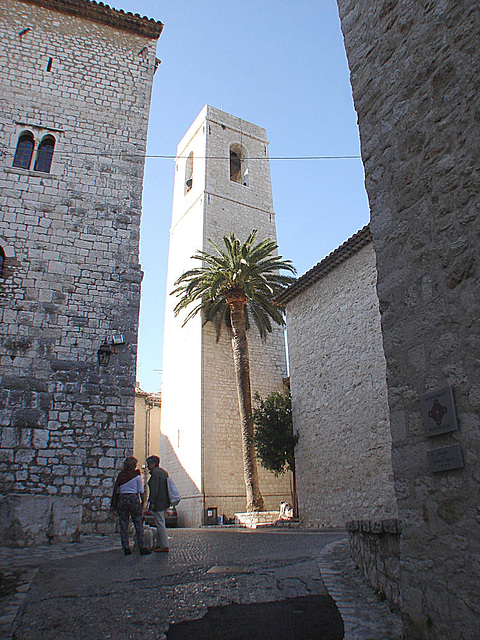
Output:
[275, 224, 372, 305]
[135, 387, 161, 404]
[20, 0, 163, 39]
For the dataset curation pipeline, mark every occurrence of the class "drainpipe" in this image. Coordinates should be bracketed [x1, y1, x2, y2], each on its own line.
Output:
[144, 400, 154, 485]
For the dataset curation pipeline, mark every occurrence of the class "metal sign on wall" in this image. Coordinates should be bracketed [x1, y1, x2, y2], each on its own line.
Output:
[420, 386, 458, 438]
[427, 443, 464, 474]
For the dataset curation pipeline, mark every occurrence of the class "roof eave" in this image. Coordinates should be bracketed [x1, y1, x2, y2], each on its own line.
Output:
[274, 224, 372, 306]
[19, 0, 164, 39]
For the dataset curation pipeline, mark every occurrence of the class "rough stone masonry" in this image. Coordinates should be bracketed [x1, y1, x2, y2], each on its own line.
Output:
[336, 1, 480, 639]
[0, 0, 162, 545]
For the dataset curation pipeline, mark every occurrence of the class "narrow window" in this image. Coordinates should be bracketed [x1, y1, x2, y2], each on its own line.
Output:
[34, 135, 55, 173]
[184, 151, 193, 194]
[230, 144, 248, 186]
[13, 132, 34, 169]
[0, 247, 5, 275]
[46, 57, 53, 72]
[230, 150, 241, 183]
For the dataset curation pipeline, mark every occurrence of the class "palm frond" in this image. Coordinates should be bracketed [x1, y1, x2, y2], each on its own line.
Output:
[171, 230, 296, 336]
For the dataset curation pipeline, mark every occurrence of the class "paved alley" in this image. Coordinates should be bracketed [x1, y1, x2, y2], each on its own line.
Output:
[0, 528, 402, 640]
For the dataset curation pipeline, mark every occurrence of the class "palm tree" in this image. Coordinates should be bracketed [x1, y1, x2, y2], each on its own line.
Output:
[172, 230, 296, 512]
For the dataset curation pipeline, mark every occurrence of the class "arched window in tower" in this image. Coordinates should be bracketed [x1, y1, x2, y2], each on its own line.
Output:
[34, 135, 55, 173]
[229, 144, 248, 186]
[185, 151, 193, 194]
[12, 131, 34, 170]
[0, 247, 5, 276]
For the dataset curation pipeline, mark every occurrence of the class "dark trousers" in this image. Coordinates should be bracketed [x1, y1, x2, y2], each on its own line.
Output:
[117, 493, 145, 550]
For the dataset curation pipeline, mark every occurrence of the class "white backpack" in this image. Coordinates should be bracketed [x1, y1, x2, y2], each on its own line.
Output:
[167, 476, 181, 507]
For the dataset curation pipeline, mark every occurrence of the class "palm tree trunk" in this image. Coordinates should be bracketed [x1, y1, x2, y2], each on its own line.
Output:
[228, 297, 265, 512]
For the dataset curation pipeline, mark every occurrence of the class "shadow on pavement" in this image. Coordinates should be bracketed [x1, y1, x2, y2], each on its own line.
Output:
[166, 594, 344, 639]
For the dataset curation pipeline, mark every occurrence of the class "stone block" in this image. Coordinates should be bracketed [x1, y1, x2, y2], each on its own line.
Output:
[0, 494, 83, 547]
[32, 429, 49, 449]
[382, 518, 401, 534]
[1, 428, 17, 448]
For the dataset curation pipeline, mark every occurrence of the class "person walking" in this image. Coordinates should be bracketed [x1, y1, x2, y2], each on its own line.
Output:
[146, 455, 170, 552]
[111, 456, 151, 556]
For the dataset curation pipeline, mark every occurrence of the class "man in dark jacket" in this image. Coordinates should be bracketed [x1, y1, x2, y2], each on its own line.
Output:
[146, 455, 170, 552]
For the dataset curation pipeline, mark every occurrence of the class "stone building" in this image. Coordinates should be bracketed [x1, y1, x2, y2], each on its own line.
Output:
[276, 225, 397, 529]
[0, 0, 162, 545]
[336, 1, 480, 638]
[133, 386, 161, 481]
[160, 105, 292, 526]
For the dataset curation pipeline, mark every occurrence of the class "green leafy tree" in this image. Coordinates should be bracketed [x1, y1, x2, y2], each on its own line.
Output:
[253, 390, 299, 516]
[172, 230, 296, 512]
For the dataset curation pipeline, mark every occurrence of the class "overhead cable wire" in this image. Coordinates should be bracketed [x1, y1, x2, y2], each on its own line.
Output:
[67, 152, 362, 160]
[146, 154, 362, 160]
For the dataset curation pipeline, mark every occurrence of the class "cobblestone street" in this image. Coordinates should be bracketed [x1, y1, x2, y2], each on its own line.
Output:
[0, 528, 402, 640]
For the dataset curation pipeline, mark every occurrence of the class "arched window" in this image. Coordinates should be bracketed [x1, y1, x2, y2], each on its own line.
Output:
[34, 135, 55, 173]
[13, 132, 34, 169]
[185, 151, 193, 194]
[230, 149, 241, 183]
[229, 144, 248, 186]
[0, 247, 5, 275]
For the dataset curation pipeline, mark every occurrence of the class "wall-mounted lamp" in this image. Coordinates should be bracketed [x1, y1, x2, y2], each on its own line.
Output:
[97, 334, 125, 366]
[97, 340, 113, 366]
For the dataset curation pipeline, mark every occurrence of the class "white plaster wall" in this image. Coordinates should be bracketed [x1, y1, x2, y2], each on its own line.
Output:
[287, 243, 397, 527]
[160, 191, 205, 527]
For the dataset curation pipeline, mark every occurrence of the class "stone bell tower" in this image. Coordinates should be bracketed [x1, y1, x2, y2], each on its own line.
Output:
[160, 105, 292, 526]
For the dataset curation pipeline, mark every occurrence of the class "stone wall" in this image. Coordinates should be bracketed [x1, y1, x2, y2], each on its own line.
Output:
[282, 233, 397, 528]
[161, 106, 292, 526]
[337, 1, 480, 638]
[0, 0, 161, 544]
[347, 519, 401, 608]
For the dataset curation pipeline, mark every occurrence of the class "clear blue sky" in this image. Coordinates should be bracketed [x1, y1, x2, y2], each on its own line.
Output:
[114, 1, 370, 392]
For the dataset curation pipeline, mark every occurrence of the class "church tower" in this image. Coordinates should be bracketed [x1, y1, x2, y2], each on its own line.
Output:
[161, 106, 292, 526]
